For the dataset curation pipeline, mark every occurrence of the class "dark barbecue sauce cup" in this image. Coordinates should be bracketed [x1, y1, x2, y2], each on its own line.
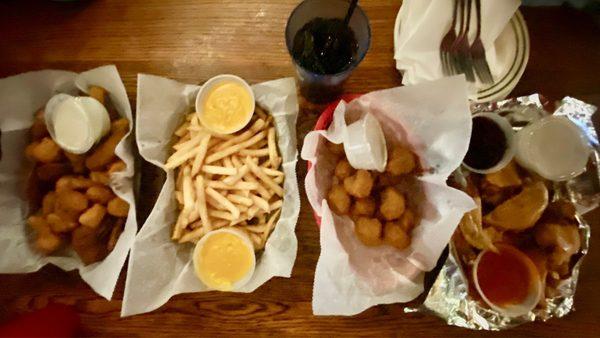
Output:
[463, 113, 515, 174]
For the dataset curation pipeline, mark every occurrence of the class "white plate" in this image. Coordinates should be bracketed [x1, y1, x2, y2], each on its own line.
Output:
[394, 9, 530, 103]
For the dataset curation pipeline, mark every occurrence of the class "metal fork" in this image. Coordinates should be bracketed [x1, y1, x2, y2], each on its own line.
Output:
[450, 0, 475, 82]
[470, 0, 494, 84]
[440, 0, 459, 76]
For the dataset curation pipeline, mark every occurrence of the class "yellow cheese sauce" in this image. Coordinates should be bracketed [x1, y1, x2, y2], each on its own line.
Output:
[195, 231, 254, 291]
[200, 81, 253, 134]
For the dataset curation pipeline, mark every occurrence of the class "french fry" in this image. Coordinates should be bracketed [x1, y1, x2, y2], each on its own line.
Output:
[179, 226, 206, 243]
[242, 173, 271, 199]
[175, 122, 190, 137]
[166, 145, 202, 169]
[205, 130, 267, 164]
[269, 199, 283, 211]
[244, 157, 284, 197]
[175, 191, 183, 204]
[171, 131, 203, 153]
[222, 165, 249, 185]
[206, 194, 227, 210]
[244, 224, 267, 233]
[261, 167, 284, 177]
[231, 156, 243, 168]
[255, 105, 268, 120]
[249, 233, 263, 249]
[249, 193, 269, 213]
[239, 148, 270, 157]
[194, 176, 211, 232]
[213, 119, 265, 152]
[227, 194, 253, 207]
[223, 157, 234, 168]
[263, 208, 281, 241]
[207, 180, 258, 191]
[209, 209, 236, 221]
[268, 127, 278, 168]
[205, 187, 240, 220]
[182, 167, 195, 213]
[202, 165, 237, 176]
[191, 134, 211, 176]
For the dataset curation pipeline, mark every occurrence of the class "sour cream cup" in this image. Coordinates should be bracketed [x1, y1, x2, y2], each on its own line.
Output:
[343, 112, 387, 172]
[515, 115, 590, 181]
[44, 93, 110, 154]
[472, 244, 543, 317]
[195, 74, 255, 135]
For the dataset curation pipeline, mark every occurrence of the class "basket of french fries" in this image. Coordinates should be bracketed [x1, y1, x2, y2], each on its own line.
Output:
[0, 65, 137, 299]
[122, 74, 299, 316]
[301, 76, 475, 315]
[167, 107, 284, 246]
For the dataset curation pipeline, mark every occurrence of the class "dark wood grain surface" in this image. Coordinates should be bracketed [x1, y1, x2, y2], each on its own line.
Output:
[1, 1, 599, 337]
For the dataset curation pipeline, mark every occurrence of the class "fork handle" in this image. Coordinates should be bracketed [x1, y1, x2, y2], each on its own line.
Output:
[474, 0, 482, 39]
[465, 0, 473, 37]
[451, 0, 459, 28]
[457, 0, 465, 35]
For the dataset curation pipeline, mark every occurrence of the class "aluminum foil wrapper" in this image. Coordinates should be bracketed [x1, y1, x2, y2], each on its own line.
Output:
[417, 94, 599, 330]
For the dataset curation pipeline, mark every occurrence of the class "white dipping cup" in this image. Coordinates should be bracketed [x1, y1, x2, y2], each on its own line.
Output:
[515, 115, 590, 181]
[45, 94, 110, 154]
[195, 74, 255, 135]
[343, 113, 387, 172]
[472, 244, 543, 318]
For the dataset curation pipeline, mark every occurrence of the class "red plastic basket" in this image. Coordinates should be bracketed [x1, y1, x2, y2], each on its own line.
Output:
[307, 94, 362, 227]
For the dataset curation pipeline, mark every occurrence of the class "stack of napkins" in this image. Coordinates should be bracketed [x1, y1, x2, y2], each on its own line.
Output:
[394, 0, 520, 96]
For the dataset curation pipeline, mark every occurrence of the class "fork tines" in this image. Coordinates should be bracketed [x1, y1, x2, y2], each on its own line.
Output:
[439, 0, 494, 84]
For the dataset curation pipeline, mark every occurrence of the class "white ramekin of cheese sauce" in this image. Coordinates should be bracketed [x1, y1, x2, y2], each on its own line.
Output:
[195, 75, 255, 135]
[192, 228, 256, 291]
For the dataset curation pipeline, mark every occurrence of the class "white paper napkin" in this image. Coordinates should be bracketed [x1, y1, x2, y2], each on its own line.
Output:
[0, 65, 138, 300]
[394, 0, 520, 96]
[302, 76, 476, 315]
[122, 75, 300, 317]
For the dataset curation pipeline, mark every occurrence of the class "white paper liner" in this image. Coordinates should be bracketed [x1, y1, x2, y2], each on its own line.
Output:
[301, 76, 476, 315]
[122, 75, 300, 316]
[0, 65, 138, 300]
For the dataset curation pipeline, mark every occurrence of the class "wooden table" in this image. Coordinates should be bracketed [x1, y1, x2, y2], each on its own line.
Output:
[1, 1, 599, 337]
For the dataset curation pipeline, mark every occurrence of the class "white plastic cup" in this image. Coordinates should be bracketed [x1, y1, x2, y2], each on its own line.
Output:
[44, 94, 110, 154]
[195, 74, 255, 135]
[462, 112, 516, 174]
[472, 244, 543, 317]
[193, 228, 256, 291]
[515, 116, 590, 181]
[343, 113, 387, 172]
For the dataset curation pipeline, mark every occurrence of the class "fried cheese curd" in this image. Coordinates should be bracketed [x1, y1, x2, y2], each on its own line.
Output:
[326, 141, 419, 251]
[25, 86, 129, 265]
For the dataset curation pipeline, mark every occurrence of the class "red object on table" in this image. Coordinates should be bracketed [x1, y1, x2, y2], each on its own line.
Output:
[307, 94, 362, 227]
[0, 303, 80, 338]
